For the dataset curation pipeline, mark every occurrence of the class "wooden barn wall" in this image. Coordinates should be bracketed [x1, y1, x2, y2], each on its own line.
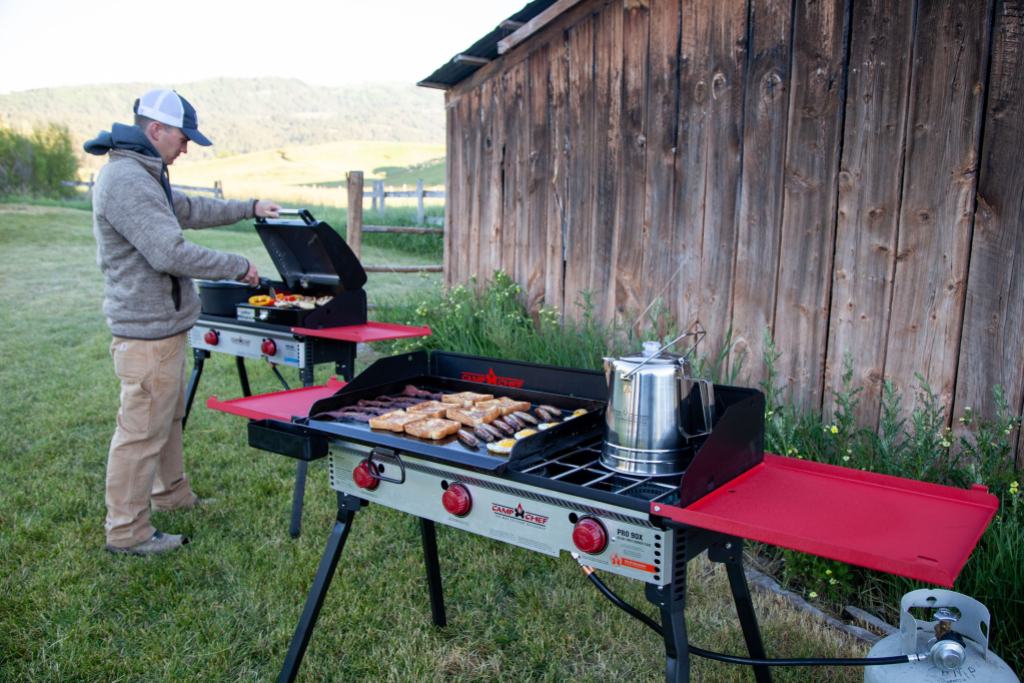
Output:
[443, 0, 1024, 457]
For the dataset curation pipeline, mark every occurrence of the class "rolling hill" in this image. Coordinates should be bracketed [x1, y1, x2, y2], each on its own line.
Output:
[0, 77, 446, 159]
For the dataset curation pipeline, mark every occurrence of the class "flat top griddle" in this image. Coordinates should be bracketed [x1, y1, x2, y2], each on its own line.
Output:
[302, 375, 604, 472]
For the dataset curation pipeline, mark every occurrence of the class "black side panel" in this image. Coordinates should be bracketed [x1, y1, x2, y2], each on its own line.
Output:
[249, 420, 329, 461]
[431, 352, 607, 401]
[676, 387, 765, 507]
[306, 351, 430, 415]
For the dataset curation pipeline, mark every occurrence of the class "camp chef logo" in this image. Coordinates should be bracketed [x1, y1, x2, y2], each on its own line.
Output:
[460, 368, 525, 389]
[491, 501, 549, 527]
[611, 554, 657, 574]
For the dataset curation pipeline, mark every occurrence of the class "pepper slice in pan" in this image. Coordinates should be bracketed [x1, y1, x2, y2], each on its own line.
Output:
[248, 294, 274, 306]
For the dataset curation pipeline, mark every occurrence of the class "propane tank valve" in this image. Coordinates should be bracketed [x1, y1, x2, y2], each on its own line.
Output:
[928, 608, 966, 671]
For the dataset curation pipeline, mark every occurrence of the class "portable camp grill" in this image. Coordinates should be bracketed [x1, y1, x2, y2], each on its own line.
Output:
[184, 209, 430, 536]
[209, 351, 999, 682]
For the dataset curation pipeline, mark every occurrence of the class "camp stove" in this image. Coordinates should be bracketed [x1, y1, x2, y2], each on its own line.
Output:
[210, 350, 999, 682]
[184, 209, 430, 537]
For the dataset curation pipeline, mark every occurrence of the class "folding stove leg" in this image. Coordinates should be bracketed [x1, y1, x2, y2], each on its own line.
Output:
[235, 355, 252, 397]
[645, 562, 690, 682]
[182, 348, 209, 430]
[289, 461, 308, 539]
[277, 495, 360, 683]
[287, 364, 316, 538]
[419, 518, 447, 627]
[708, 537, 771, 683]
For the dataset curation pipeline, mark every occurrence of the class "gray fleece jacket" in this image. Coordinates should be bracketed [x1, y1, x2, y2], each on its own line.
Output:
[88, 128, 254, 339]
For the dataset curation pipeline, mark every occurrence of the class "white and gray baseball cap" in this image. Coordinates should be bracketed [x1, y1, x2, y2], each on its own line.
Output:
[133, 89, 213, 146]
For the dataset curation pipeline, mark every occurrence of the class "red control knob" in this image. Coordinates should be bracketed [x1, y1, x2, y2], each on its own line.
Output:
[203, 329, 219, 346]
[352, 460, 378, 490]
[261, 338, 277, 356]
[441, 483, 472, 517]
[572, 517, 608, 554]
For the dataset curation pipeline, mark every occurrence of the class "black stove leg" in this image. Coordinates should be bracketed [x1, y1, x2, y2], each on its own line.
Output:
[710, 538, 772, 683]
[235, 355, 252, 397]
[277, 497, 359, 683]
[289, 461, 308, 538]
[419, 518, 447, 627]
[182, 348, 209, 430]
[288, 364, 317, 538]
[646, 571, 690, 682]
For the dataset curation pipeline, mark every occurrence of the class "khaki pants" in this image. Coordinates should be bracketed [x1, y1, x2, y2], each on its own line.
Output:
[105, 333, 197, 547]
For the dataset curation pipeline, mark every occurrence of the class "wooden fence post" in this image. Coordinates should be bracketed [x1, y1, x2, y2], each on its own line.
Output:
[86, 174, 95, 202]
[347, 171, 363, 258]
[375, 180, 385, 213]
[416, 178, 425, 225]
[214, 180, 223, 199]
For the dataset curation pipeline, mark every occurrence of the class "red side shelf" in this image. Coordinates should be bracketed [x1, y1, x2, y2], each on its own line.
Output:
[207, 377, 346, 422]
[653, 454, 998, 587]
[290, 321, 431, 343]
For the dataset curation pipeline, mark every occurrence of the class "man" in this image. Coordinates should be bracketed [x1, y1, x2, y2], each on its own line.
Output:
[85, 89, 281, 556]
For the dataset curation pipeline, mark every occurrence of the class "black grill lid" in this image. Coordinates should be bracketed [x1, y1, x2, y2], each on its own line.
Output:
[255, 209, 367, 292]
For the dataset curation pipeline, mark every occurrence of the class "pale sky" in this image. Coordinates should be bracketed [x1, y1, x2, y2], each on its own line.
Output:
[0, 0, 529, 93]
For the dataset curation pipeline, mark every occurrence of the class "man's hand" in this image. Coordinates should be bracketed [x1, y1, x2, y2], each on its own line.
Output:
[240, 260, 260, 286]
[254, 200, 282, 218]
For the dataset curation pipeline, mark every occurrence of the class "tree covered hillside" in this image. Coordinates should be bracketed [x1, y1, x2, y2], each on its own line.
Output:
[0, 78, 445, 159]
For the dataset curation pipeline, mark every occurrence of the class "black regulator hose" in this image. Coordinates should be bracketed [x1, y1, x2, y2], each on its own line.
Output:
[571, 554, 917, 668]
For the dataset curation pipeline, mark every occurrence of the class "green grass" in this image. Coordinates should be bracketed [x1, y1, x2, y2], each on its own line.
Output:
[0, 203, 872, 682]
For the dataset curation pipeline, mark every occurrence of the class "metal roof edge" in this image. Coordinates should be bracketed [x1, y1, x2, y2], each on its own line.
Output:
[417, 0, 560, 90]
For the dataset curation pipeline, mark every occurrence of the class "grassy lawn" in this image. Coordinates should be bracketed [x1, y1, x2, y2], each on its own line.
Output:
[0, 203, 869, 682]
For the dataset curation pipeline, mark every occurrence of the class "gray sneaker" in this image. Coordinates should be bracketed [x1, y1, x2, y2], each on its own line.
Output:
[105, 531, 188, 557]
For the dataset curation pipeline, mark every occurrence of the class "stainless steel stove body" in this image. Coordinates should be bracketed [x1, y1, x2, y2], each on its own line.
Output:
[329, 442, 676, 585]
[254, 351, 771, 683]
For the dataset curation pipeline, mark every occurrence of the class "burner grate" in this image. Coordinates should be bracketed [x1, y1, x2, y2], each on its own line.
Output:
[517, 436, 680, 506]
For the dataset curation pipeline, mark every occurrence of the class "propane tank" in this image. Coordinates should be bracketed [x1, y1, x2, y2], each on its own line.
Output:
[864, 589, 1019, 683]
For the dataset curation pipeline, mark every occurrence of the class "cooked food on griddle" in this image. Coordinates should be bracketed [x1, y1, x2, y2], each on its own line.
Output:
[406, 400, 451, 419]
[490, 418, 515, 435]
[487, 438, 516, 455]
[403, 418, 461, 441]
[446, 405, 501, 427]
[368, 409, 426, 432]
[514, 428, 538, 440]
[441, 391, 495, 407]
[457, 429, 480, 449]
[475, 397, 530, 416]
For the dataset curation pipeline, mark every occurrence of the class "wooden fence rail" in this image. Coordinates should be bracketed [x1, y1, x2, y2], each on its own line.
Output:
[347, 171, 443, 274]
[62, 176, 224, 199]
[365, 178, 445, 224]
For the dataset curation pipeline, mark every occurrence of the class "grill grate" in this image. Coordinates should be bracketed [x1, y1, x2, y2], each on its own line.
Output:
[517, 436, 680, 506]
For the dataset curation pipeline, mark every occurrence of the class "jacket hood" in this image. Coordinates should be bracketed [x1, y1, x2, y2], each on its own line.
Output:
[85, 123, 173, 208]
[83, 123, 161, 158]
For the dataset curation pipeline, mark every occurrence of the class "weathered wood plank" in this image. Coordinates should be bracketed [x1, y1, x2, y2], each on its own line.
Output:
[640, 0, 682, 338]
[731, 0, 792, 386]
[545, 35, 569, 314]
[526, 44, 553, 312]
[824, 0, 914, 424]
[562, 14, 597, 318]
[697, 0, 747, 364]
[466, 86, 484, 285]
[883, 0, 993, 415]
[498, 0, 585, 54]
[953, 0, 1024, 466]
[773, 0, 850, 411]
[610, 0, 650, 323]
[501, 62, 528, 289]
[591, 1, 624, 322]
[477, 79, 501, 281]
[670, 0, 712, 334]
